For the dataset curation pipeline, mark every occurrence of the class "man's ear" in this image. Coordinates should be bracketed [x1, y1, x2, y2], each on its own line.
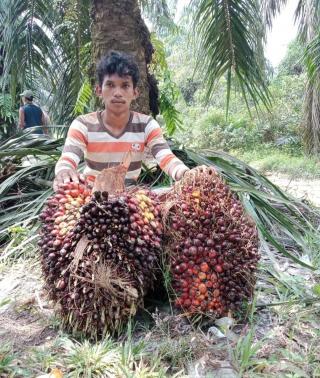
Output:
[95, 85, 102, 97]
[133, 87, 140, 99]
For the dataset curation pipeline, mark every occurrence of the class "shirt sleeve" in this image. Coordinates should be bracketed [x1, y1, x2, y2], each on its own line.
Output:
[145, 118, 189, 180]
[55, 118, 88, 175]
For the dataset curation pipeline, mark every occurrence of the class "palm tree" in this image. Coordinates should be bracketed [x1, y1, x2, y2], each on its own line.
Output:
[262, 0, 320, 155]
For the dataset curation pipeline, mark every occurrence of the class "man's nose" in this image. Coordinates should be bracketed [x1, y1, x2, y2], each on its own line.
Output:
[114, 87, 122, 97]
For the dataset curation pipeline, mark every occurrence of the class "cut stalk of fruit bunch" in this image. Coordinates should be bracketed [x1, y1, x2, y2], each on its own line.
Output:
[163, 166, 260, 316]
[38, 166, 163, 337]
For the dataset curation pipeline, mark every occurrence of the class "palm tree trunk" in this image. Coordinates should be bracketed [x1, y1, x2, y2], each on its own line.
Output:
[303, 77, 320, 155]
[90, 0, 153, 114]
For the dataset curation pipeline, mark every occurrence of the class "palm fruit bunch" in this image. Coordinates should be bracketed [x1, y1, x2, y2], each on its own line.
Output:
[39, 176, 162, 337]
[164, 166, 260, 316]
[38, 182, 92, 298]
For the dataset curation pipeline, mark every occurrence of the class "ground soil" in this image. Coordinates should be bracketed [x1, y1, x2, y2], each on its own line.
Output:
[266, 173, 320, 207]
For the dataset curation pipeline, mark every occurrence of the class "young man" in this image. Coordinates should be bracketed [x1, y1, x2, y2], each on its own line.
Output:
[19, 90, 46, 134]
[53, 51, 189, 191]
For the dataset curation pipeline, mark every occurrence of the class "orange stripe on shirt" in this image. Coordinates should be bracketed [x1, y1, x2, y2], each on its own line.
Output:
[69, 129, 87, 145]
[87, 142, 144, 153]
[86, 175, 96, 183]
[61, 156, 77, 169]
[146, 128, 162, 144]
[159, 154, 175, 170]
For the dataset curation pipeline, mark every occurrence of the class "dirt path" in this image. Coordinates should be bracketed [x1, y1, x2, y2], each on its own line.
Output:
[266, 173, 320, 207]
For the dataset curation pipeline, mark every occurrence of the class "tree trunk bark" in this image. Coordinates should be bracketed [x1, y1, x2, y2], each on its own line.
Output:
[303, 78, 320, 156]
[90, 0, 153, 114]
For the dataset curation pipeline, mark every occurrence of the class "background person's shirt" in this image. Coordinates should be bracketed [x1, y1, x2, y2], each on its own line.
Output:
[55, 111, 188, 184]
[21, 103, 43, 134]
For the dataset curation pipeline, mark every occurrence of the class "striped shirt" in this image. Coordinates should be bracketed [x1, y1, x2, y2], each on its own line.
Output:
[55, 111, 188, 183]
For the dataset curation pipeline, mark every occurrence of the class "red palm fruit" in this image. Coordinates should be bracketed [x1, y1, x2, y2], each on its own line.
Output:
[200, 262, 209, 272]
[198, 283, 207, 294]
[164, 166, 260, 317]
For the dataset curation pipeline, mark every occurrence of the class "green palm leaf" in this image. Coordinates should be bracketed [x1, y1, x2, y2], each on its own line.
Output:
[0, 0, 56, 98]
[191, 0, 272, 113]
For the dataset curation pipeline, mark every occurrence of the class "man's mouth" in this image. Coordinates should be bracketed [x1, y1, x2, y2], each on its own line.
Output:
[111, 100, 125, 104]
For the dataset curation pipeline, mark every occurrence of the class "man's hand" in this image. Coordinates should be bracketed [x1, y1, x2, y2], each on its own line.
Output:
[53, 169, 81, 192]
[175, 166, 190, 181]
[180, 165, 210, 181]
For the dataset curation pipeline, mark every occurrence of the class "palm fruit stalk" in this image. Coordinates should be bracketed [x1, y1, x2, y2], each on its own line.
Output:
[163, 166, 260, 316]
[39, 165, 163, 337]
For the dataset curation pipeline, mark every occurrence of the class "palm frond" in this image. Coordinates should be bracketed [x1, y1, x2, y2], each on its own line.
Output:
[73, 78, 93, 116]
[0, 129, 64, 157]
[191, 0, 272, 113]
[305, 31, 320, 83]
[48, 3, 91, 124]
[260, 0, 288, 29]
[0, 0, 56, 98]
[139, 0, 177, 34]
[150, 33, 182, 135]
[295, 0, 320, 42]
[0, 131, 62, 243]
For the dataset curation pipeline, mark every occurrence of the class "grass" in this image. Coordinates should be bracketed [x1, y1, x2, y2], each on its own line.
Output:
[0, 344, 15, 377]
[233, 148, 320, 178]
[1, 251, 320, 377]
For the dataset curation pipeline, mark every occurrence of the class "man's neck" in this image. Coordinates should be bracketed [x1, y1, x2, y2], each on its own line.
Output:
[103, 109, 130, 130]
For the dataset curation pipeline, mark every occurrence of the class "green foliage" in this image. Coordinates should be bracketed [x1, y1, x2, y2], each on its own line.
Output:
[175, 71, 305, 153]
[158, 71, 182, 136]
[0, 0, 56, 99]
[179, 108, 258, 151]
[61, 337, 120, 377]
[0, 93, 17, 138]
[0, 93, 16, 122]
[233, 328, 265, 375]
[237, 148, 320, 178]
[278, 39, 304, 76]
[151, 33, 183, 135]
[0, 344, 15, 376]
[139, 0, 177, 36]
[73, 78, 94, 116]
[192, 0, 271, 113]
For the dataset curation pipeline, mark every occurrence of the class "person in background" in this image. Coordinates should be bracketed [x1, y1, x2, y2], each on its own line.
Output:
[19, 90, 47, 134]
[53, 51, 190, 191]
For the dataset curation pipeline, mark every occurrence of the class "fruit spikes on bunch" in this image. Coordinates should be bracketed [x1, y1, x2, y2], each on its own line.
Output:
[39, 179, 163, 337]
[164, 166, 260, 316]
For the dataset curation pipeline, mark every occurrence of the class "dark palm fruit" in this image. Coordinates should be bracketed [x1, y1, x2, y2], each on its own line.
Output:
[39, 181, 163, 338]
[164, 166, 260, 316]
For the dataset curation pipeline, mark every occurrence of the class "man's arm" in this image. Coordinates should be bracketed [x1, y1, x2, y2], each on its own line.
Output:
[53, 118, 87, 191]
[41, 111, 49, 134]
[18, 108, 25, 129]
[145, 119, 189, 180]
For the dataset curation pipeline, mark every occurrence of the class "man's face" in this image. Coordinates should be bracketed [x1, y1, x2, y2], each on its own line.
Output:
[97, 74, 138, 113]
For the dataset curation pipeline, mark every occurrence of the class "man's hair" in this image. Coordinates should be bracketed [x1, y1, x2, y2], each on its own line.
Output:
[25, 96, 33, 101]
[96, 51, 140, 88]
